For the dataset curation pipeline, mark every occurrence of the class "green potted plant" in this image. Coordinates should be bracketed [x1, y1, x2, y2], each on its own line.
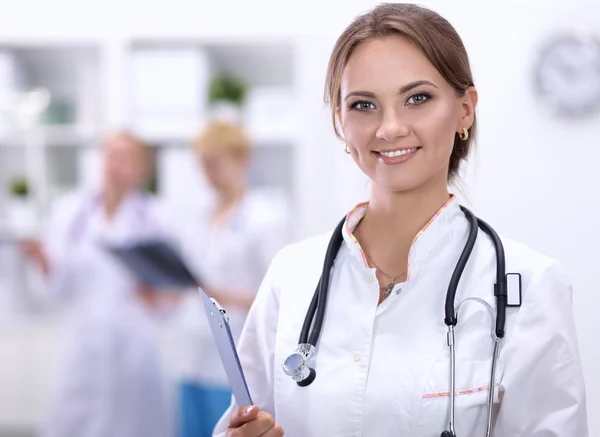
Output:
[10, 176, 30, 198]
[7, 175, 37, 236]
[208, 73, 248, 121]
[208, 73, 247, 107]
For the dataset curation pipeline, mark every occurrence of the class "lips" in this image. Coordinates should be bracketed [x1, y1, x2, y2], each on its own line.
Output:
[375, 147, 421, 157]
[372, 146, 421, 165]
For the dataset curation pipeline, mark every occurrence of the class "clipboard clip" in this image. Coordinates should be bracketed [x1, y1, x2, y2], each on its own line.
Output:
[209, 298, 230, 324]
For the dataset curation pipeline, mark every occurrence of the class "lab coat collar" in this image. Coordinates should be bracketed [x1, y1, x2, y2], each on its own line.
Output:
[341, 195, 466, 281]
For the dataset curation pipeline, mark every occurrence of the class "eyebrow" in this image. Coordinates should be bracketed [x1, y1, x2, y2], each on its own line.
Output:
[344, 80, 438, 101]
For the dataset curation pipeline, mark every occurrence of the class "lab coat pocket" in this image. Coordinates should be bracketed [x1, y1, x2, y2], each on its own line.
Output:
[417, 361, 499, 437]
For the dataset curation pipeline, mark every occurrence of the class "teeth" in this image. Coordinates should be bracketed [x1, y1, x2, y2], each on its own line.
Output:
[380, 147, 417, 157]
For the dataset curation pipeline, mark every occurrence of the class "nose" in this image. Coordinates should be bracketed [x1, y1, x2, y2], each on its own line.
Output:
[376, 108, 410, 142]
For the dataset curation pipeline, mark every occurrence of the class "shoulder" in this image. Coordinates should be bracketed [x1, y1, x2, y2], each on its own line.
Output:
[49, 188, 94, 220]
[242, 190, 290, 227]
[265, 231, 332, 286]
[499, 235, 567, 290]
[278, 231, 331, 261]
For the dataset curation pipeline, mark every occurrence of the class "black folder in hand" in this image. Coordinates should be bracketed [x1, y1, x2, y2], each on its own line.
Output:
[106, 239, 200, 290]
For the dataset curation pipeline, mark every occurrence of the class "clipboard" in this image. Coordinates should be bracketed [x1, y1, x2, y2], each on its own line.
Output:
[198, 287, 253, 407]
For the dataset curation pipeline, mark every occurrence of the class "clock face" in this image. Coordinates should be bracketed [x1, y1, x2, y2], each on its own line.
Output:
[533, 33, 600, 118]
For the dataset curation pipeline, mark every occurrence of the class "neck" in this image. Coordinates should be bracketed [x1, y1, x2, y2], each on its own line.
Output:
[102, 188, 128, 220]
[218, 185, 245, 209]
[367, 184, 450, 240]
[354, 177, 450, 277]
[212, 185, 245, 226]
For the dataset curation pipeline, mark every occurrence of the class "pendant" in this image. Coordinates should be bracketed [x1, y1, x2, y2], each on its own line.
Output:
[383, 282, 394, 298]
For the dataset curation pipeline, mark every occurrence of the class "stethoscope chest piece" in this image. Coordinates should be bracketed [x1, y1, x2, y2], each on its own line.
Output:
[283, 344, 317, 386]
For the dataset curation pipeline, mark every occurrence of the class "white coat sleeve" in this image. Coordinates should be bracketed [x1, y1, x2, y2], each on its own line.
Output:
[42, 193, 82, 302]
[212, 247, 284, 437]
[494, 262, 588, 436]
[250, 209, 291, 285]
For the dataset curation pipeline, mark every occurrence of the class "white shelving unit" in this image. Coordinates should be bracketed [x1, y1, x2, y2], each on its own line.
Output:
[0, 44, 102, 234]
[0, 38, 301, 234]
[125, 38, 299, 209]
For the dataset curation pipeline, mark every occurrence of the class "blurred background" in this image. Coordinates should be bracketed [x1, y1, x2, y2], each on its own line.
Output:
[0, 0, 599, 436]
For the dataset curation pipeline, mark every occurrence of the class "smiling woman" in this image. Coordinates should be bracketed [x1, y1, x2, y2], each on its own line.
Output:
[328, 23, 477, 195]
[326, 8, 477, 187]
[212, 4, 588, 437]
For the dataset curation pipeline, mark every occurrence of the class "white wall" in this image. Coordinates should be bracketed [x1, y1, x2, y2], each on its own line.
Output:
[461, 3, 600, 433]
[0, 0, 598, 434]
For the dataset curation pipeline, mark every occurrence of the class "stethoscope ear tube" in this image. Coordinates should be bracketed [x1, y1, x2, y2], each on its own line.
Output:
[475, 217, 507, 339]
[295, 218, 346, 387]
[306, 218, 346, 347]
[445, 206, 479, 327]
[299, 280, 319, 344]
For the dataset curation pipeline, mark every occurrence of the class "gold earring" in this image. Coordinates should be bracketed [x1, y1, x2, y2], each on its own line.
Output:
[344, 144, 351, 154]
[459, 127, 469, 141]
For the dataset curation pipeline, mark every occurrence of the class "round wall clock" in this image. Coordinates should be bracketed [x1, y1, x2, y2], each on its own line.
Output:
[533, 31, 600, 118]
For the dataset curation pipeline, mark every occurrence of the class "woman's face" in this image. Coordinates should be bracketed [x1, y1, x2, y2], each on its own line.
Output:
[101, 134, 147, 193]
[338, 35, 477, 194]
[199, 148, 247, 193]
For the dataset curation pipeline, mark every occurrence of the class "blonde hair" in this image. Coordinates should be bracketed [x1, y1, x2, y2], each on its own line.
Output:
[192, 121, 252, 159]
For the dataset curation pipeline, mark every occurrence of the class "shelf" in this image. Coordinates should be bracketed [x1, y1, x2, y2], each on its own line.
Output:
[127, 40, 298, 143]
[0, 45, 102, 129]
[0, 124, 99, 147]
[137, 130, 298, 149]
[130, 39, 296, 87]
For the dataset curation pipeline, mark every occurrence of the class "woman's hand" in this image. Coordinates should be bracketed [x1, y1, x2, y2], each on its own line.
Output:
[19, 238, 50, 275]
[226, 405, 284, 437]
[136, 284, 181, 310]
[206, 288, 256, 312]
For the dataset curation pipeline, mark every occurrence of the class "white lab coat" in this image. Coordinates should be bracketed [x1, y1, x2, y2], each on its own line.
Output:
[172, 191, 290, 387]
[213, 197, 588, 436]
[39, 189, 172, 437]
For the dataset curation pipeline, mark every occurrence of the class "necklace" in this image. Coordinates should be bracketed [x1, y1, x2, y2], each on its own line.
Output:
[364, 251, 407, 299]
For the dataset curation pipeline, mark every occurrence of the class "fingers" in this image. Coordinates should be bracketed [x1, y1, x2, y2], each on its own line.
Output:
[19, 239, 40, 255]
[235, 412, 275, 436]
[228, 407, 283, 437]
[260, 423, 284, 436]
[229, 405, 259, 428]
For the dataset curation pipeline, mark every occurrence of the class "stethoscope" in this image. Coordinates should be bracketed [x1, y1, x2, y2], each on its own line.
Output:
[282, 205, 521, 437]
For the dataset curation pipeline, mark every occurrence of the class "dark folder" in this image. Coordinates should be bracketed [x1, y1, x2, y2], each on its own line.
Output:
[106, 239, 200, 290]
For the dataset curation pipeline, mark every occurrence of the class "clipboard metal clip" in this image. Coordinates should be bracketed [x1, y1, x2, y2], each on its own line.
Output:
[209, 298, 230, 324]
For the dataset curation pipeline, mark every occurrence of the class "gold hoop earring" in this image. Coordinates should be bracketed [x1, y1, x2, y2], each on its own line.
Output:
[459, 127, 469, 141]
[344, 144, 351, 154]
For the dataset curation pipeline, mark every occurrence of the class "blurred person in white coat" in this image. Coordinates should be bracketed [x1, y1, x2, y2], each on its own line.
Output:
[21, 131, 173, 437]
[172, 121, 290, 437]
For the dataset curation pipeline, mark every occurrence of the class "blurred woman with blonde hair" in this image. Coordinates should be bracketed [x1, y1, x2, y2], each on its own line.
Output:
[172, 120, 290, 437]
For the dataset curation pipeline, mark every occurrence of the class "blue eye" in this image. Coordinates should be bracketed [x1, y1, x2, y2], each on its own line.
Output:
[350, 101, 377, 111]
[406, 92, 431, 105]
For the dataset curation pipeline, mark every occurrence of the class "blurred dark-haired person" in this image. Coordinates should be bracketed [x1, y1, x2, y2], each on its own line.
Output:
[22, 131, 173, 437]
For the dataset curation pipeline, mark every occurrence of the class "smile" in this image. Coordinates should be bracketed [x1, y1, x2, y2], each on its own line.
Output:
[376, 147, 420, 157]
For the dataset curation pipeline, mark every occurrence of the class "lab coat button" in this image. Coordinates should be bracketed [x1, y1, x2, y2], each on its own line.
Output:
[367, 276, 374, 284]
[354, 353, 361, 362]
